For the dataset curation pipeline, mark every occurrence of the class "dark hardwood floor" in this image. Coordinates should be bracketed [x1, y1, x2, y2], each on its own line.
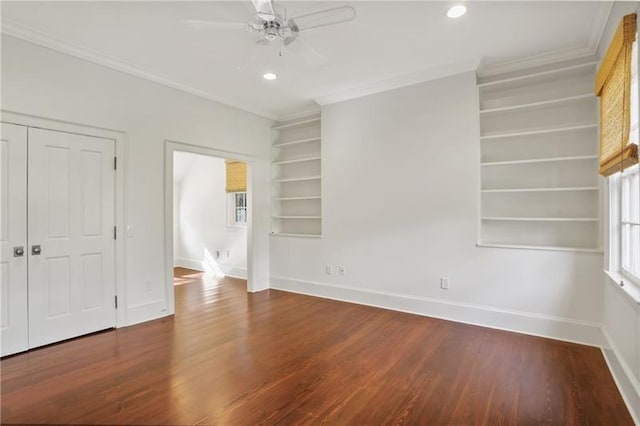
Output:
[1, 268, 633, 425]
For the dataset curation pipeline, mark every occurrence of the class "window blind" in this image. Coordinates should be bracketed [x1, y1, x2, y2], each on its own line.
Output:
[225, 160, 247, 192]
[595, 13, 638, 177]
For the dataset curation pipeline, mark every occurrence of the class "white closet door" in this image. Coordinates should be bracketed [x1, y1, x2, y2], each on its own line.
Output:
[0, 123, 28, 356]
[27, 128, 116, 349]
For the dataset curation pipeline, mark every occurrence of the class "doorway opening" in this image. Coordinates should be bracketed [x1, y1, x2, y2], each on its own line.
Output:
[171, 150, 249, 310]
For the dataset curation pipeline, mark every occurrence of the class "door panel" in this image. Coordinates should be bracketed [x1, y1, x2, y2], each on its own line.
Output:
[28, 128, 116, 349]
[0, 123, 28, 356]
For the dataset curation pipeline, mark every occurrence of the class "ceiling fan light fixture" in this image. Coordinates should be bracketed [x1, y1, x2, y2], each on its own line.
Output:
[263, 72, 278, 80]
[447, 4, 467, 18]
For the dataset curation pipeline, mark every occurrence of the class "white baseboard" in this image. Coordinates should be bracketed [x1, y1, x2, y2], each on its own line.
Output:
[270, 276, 605, 347]
[602, 328, 640, 425]
[174, 258, 204, 271]
[225, 267, 247, 280]
[126, 300, 168, 326]
[174, 258, 247, 279]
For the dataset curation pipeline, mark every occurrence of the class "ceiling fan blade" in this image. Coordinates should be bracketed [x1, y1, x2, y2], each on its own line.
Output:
[285, 37, 328, 67]
[289, 6, 356, 31]
[181, 19, 247, 31]
[251, 0, 276, 20]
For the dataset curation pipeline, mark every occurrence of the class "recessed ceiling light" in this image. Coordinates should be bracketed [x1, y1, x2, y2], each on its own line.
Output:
[447, 5, 467, 18]
[263, 72, 278, 81]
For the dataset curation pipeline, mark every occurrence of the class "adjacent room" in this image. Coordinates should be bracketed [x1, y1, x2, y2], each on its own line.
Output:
[1, 1, 639, 424]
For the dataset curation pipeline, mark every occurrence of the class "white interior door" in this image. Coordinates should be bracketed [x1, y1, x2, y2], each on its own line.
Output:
[27, 128, 116, 349]
[0, 123, 29, 356]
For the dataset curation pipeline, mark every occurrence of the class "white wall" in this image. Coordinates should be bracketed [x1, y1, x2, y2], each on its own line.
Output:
[173, 152, 247, 278]
[1, 36, 271, 325]
[598, 2, 640, 422]
[271, 71, 605, 345]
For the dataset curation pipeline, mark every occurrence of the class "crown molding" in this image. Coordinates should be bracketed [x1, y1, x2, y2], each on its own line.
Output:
[276, 105, 321, 123]
[477, 44, 596, 78]
[315, 58, 481, 106]
[585, 1, 614, 53]
[478, 1, 612, 78]
[1, 18, 279, 121]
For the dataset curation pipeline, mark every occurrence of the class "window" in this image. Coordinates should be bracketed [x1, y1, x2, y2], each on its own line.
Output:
[606, 27, 640, 292]
[228, 192, 247, 226]
[621, 165, 640, 284]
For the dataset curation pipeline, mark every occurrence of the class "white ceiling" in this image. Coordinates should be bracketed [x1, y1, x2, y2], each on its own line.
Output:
[1, 1, 612, 120]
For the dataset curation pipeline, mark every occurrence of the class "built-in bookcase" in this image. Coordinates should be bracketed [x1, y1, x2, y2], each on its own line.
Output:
[477, 61, 602, 252]
[270, 115, 322, 237]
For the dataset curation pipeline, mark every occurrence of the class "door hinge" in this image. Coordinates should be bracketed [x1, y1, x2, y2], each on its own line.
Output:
[114, 295, 118, 309]
[114, 156, 117, 170]
[113, 226, 117, 240]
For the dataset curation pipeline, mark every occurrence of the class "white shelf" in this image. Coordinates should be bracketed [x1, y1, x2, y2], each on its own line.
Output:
[273, 156, 321, 165]
[481, 186, 598, 193]
[479, 94, 594, 115]
[272, 137, 321, 148]
[272, 216, 321, 219]
[478, 62, 597, 89]
[273, 176, 321, 183]
[272, 117, 321, 130]
[481, 155, 597, 166]
[271, 115, 322, 237]
[274, 196, 321, 201]
[476, 242, 603, 254]
[481, 217, 598, 222]
[270, 233, 322, 238]
[480, 124, 597, 141]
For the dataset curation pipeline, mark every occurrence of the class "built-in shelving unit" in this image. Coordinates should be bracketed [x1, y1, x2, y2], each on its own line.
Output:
[477, 60, 601, 252]
[270, 115, 322, 237]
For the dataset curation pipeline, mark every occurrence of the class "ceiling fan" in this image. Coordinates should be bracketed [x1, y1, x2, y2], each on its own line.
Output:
[182, 0, 356, 66]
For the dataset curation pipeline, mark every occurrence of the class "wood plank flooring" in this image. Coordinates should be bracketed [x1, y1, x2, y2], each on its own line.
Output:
[0, 268, 633, 425]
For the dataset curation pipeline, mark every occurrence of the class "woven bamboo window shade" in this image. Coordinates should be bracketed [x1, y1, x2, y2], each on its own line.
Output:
[595, 13, 639, 177]
[225, 160, 247, 192]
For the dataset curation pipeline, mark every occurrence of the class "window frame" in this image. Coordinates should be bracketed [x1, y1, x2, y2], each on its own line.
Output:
[227, 191, 247, 227]
[607, 34, 640, 295]
[620, 164, 640, 285]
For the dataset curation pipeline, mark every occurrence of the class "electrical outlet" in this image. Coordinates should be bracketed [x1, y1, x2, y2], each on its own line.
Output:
[144, 281, 152, 292]
[339, 265, 346, 276]
[325, 264, 334, 275]
[440, 277, 449, 290]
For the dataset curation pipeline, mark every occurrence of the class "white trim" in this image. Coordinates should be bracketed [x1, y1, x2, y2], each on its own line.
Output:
[604, 270, 640, 305]
[601, 328, 640, 425]
[1, 19, 278, 121]
[480, 124, 598, 140]
[481, 186, 599, 193]
[477, 62, 598, 89]
[481, 155, 598, 167]
[478, 46, 596, 78]
[479, 94, 595, 115]
[585, 1, 615, 54]
[481, 217, 599, 222]
[270, 276, 605, 347]
[478, 2, 610, 78]
[174, 258, 247, 279]
[476, 242, 603, 254]
[269, 233, 322, 238]
[164, 140, 269, 314]
[277, 107, 321, 123]
[272, 117, 321, 130]
[174, 257, 204, 272]
[1, 110, 129, 328]
[315, 59, 481, 106]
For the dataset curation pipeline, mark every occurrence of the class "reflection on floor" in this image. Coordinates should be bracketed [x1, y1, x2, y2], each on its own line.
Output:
[173, 267, 204, 286]
[0, 269, 632, 424]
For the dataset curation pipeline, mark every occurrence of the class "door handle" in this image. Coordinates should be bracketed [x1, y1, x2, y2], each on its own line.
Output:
[13, 246, 24, 257]
[31, 245, 42, 256]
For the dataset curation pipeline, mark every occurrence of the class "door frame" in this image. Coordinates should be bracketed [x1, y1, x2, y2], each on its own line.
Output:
[1, 110, 128, 328]
[164, 140, 269, 315]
